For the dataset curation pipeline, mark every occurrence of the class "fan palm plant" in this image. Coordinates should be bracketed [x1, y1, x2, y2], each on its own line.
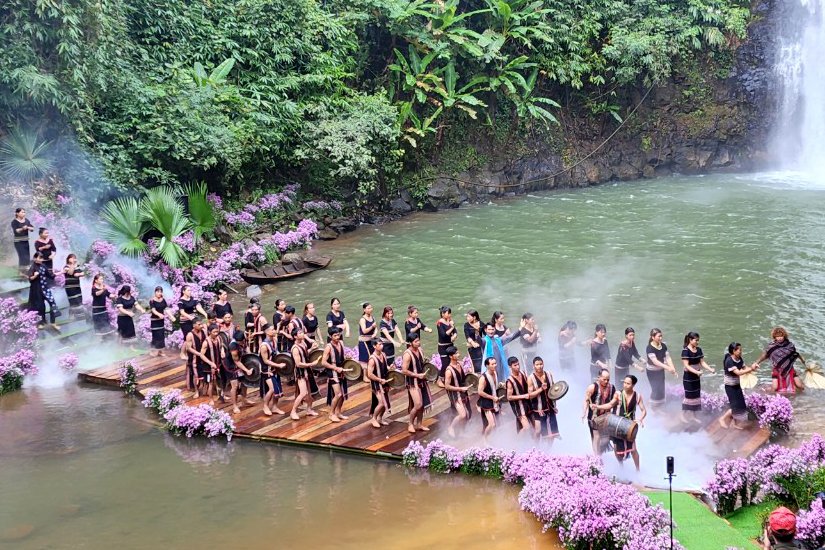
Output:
[179, 181, 217, 244]
[0, 128, 54, 181]
[141, 187, 190, 267]
[101, 197, 149, 257]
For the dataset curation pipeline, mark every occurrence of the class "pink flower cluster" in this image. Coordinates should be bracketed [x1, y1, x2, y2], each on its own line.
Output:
[55, 194, 73, 206]
[206, 193, 223, 209]
[162, 403, 235, 440]
[261, 219, 318, 252]
[0, 298, 40, 355]
[705, 434, 825, 514]
[402, 441, 681, 549]
[118, 360, 141, 395]
[172, 231, 196, 253]
[143, 388, 185, 415]
[91, 239, 117, 259]
[745, 392, 793, 433]
[53, 272, 66, 287]
[58, 353, 79, 372]
[798, 498, 825, 548]
[224, 210, 256, 226]
[0, 349, 38, 378]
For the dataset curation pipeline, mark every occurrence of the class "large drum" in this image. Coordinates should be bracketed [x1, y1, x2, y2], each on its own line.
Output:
[275, 353, 295, 377]
[606, 414, 638, 442]
[240, 354, 262, 388]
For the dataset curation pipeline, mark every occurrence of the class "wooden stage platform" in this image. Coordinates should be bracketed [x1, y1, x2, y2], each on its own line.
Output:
[78, 353, 771, 460]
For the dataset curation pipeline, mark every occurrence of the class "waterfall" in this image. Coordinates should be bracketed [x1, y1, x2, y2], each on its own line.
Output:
[774, 0, 825, 173]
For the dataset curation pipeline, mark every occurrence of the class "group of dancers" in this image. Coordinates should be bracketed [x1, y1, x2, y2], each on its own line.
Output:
[11, 209, 809, 471]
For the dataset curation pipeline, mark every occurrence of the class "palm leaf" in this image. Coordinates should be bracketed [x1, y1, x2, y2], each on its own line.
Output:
[0, 129, 54, 181]
[101, 197, 149, 256]
[140, 187, 190, 267]
[180, 181, 216, 242]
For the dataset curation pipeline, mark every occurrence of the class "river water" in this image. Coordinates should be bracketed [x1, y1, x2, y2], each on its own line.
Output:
[3, 172, 824, 547]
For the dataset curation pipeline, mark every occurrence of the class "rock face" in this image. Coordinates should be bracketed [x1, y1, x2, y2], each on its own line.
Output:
[387, 1, 783, 212]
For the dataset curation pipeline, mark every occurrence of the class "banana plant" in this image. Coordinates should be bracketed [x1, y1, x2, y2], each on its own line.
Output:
[511, 68, 561, 126]
[192, 58, 235, 87]
[489, 55, 534, 95]
[484, 0, 554, 51]
[433, 61, 488, 119]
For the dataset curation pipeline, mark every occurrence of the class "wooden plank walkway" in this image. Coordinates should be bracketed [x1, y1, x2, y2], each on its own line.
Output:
[78, 353, 770, 460]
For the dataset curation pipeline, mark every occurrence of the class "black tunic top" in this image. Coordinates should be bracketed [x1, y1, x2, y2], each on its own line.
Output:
[179, 298, 198, 319]
[615, 341, 640, 369]
[11, 218, 32, 242]
[681, 346, 704, 382]
[724, 354, 743, 386]
[464, 322, 483, 358]
[35, 238, 56, 267]
[212, 301, 233, 318]
[590, 339, 610, 366]
[326, 310, 346, 328]
[646, 343, 669, 371]
[436, 320, 455, 353]
[379, 318, 398, 358]
[404, 318, 426, 337]
[303, 315, 319, 338]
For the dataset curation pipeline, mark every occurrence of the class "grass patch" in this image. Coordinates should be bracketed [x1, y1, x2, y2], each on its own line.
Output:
[645, 491, 759, 549]
[727, 500, 780, 541]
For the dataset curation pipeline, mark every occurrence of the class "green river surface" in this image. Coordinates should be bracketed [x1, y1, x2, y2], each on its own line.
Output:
[2, 172, 823, 548]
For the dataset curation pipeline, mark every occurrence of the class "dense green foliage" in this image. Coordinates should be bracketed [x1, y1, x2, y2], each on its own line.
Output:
[0, 0, 749, 200]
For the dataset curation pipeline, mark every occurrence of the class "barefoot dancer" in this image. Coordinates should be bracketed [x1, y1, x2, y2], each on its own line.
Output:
[721, 342, 754, 430]
[358, 302, 378, 365]
[645, 328, 678, 407]
[11, 208, 34, 274]
[612, 375, 646, 471]
[379, 306, 403, 366]
[27, 252, 60, 329]
[404, 305, 432, 339]
[245, 302, 267, 354]
[224, 336, 252, 414]
[519, 313, 540, 368]
[464, 310, 484, 373]
[680, 332, 714, 425]
[115, 285, 144, 345]
[751, 326, 806, 394]
[558, 321, 578, 372]
[436, 306, 458, 385]
[34, 228, 56, 273]
[323, 327, 349, 422]
[615, 327, 642, 383]
[366, 338, 391, 428]
[588, 323, 611, 382]
[185, 318, 207, 398]
[201, 323, 224, 405]
[401, 332, 431, 433]
[260, 324, 285, 416]
[290, 329, 320, 420]
[506, 357, 534, 435]
[62, 254, 84, 316]
[326, 297, 350, 340]
[148, 286, 174, 357]
[528, 356, 559, 443]
[443, 346, 472, 437]
[477, 357, 502, 438]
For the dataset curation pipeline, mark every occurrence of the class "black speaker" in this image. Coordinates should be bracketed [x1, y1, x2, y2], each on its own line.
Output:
[666, 456, 674, 475]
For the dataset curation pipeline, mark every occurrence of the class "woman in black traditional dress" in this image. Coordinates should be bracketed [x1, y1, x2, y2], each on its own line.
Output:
[326, 297, 350, 340]
[115, 285, 144, 344]
[148, 286, 174, 356]
[379, 306, 402, 366]
[404, 305, 431, 339]
[302, 302, 319, 348]
[11, 208, 33, 273]
[435, 306, 457, 384]
[34, 228, 56, 272]
[519, 313, 540, 370]
[177, 285, 207, 340]
[464, 310, 483, 373]
[443, 346, 472, 437]
[211, 289, 233, 319]
[62, 254, 84, 316]
[589, 324, 611, 381]
[680, 331, 715, 424]
[91, 273, 114, 337]
[558, 321, 578, 371]
[358, 302, 377, 363]
[615, 327, 642, 383]
[27, 252, 60, 328]
[645, 328, 677, 406]
[366, 338, 391, 428]
[491, 311, 509, 338]
[720, 342, 755, 430]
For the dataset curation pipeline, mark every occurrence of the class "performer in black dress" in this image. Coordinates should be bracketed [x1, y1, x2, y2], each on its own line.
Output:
[720, 342, 754, 430]
[148, 286, 173, 356]
[290, 328, 320, 420]
[491, 311, 509, 338]
[505, 356, 534, 435]
[177, 285, 207, 340]
[326, 297, 349, 340]
[379, 306, 402, 365]
[528, 356, 559, 442]
[589, 323, 610, 381]
[615, 327, 642, 382]
[26, 252, 60, 328]
[91, 273, 113, 336]
[680, 331, 714, 424]
[11, 208, 33, 273]
[62, 254, 84, 316]
[436, 306, 457, 384]
[404, 305, 431, 339]
[464, 310, 483, 373]
[323, 326, 349, 422]
[519, 313, 540, 370]
[34, 228, 56, 273]
[443, 346, 472, 437]
[401, 332, 432, 434]
[366, 338, 391, 428]
[645, 328, 677, 406]
[357, 302, 377, 362]
[115, 285, 144, 344]
[558, 321, 578, 371]
[302, 302, 319, 348]
[211, 289, 233, 319]
[612, 375, 646, 471]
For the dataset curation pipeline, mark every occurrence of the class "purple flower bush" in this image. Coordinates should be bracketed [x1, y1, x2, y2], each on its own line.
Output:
[172, 231, 196, 253]
[143, 387, 234, 440]
[260, 219, 318, 252]
[118, 360, 141, 395]
[0, 300, 41, 394]
[90, 239, 117, 259]
[206, 193, 223, 210]
[798, 499, 825, 549]
[745, 393, 793, 433]
[402, 440, 681, 549]
[58, 353, 79, 373]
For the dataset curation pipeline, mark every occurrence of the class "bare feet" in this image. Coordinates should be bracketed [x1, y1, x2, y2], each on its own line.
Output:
[307, 410, 319, 417]
[732, 422, 745, 430]
[329, 415, 341, 423]
[407, 425, 416, 434]
[718, 418, 730, 429]
[380, 420, 390, 426]
[273, 408, 286, 415]
[417, 425, 430, 432]
[233, 407, 241, 414]
[447, 427, 456, 438]
[193, 392, 200, 399]
[371, 420, 381, 428]
[290, 413, 301, 421]
[263, 407, 272, 416]
[692, 417, 703, 425]
[339, 413, 349, 420]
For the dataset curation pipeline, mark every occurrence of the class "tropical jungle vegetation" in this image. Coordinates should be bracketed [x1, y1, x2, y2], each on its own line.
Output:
[0, 0, 751, 203]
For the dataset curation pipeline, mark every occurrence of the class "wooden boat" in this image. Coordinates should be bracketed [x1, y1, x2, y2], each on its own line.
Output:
[240, 255, 332, 285]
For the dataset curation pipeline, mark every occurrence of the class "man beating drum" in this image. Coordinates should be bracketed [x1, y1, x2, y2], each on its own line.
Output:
[583, 370, 647, 468]
[583, 368, 617, 455]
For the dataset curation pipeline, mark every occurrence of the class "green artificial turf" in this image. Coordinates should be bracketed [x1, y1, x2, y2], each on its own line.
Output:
[727, 500, 781, 540]
[645, 491, 759, 549]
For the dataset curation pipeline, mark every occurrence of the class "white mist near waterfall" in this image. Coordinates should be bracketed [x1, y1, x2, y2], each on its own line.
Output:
[774, 0, 825, 174]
